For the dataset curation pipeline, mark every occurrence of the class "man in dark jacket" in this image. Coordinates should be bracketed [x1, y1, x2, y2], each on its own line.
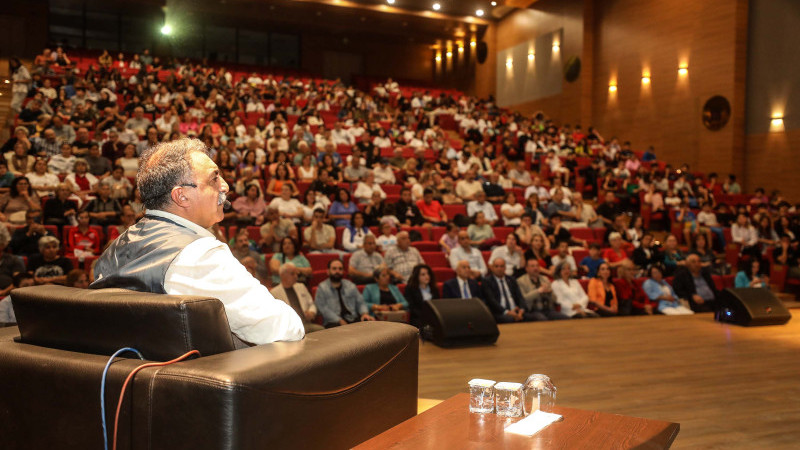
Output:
[442, 260, 482, 299]
[672, 254, 719, 313]
[482, 258, 542, 323]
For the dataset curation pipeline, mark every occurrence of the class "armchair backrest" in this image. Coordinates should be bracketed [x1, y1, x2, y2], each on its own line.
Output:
[12, 285, 236, 360]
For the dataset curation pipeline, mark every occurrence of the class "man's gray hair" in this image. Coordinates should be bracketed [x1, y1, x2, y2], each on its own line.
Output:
[279, 262, 297, 277]
[38, 235, 60, 251]
[138, 138, 209, 211]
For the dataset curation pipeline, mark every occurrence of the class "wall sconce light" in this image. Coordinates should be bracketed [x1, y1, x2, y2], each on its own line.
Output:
[609, 83, 618, 92]
[435, 53, 442, 62]
[552, 43, 560, 52]
[528, 51, 535, 61]
[470, 40, 476, 48]
[506, 58, 513, 68]
[678, 65, 688, 76]
[446, 50, 452, 58]
[771, 115, 784, 130]
[641, 74, 651, 84]
[458, 45, 464, 53]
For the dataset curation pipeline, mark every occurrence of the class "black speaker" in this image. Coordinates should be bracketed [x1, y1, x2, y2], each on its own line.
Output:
[476, 42, 488, 64]
[421, 298, 499, 347]
[717, 288, 791, 326]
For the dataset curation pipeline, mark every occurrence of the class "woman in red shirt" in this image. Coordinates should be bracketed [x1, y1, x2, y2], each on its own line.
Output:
[67, 210, 101, 259]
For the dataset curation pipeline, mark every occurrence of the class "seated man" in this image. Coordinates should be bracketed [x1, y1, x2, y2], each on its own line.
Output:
[482, 258, 541, 323]
[270, 263, 324, 333]
[448, 230, 488, 279]
[517, 259, 569, 320]
[383, 231, 424, 283]
[348, 234, 386, 285]
[466, 190, 498, 225]
[302, 208, 342, 255]
[314, 259, 374, 327]
[442, 260, 482, 299]
[10, 210, 53, 257]
[84, 183, 122, 227]
[91, 139, 304, 346]
[672, 254, 720, 313]
[260, 206, 298, 253]
[416, 188, 447, 225]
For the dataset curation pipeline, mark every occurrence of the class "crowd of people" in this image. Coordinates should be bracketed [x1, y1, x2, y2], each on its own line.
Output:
[1, 46, 799, 329]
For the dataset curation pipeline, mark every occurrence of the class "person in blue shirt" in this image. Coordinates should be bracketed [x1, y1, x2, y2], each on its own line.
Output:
[362, 267, 408, 318]
[642, 265, 693, 315]
[580, 243, 605, 278]
[734, 259, 769, 289]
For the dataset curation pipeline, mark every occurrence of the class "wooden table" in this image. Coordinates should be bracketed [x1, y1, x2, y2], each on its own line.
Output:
[356, 393, 680, 449]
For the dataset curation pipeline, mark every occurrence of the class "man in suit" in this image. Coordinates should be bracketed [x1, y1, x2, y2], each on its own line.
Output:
[517, 259, 569, 320]
[442, 260, 482, 299]
[482, 258, 542, 323]
[672, 254, 719, 313]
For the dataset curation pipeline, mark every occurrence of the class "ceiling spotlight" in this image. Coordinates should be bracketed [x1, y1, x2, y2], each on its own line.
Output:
[476, 9, 484, 16]
[3, 79, 9, 84]
[491, 1, 497, 5]
[432, 2, 441, 11]
[160, 24, 172, 35]
[387, 0, 395, 4]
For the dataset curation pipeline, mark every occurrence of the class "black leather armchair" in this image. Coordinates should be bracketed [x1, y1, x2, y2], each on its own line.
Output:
[0, 286, 419, 449]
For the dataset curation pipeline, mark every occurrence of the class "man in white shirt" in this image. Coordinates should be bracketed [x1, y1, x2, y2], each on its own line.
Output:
[92, 139, 304, 346]
[331, 122, 355, 146]
[372, 159, 396, 185]
[466, 190, 498, 225]
[448, 231, 488, 279]
[455, 170, 483, 202]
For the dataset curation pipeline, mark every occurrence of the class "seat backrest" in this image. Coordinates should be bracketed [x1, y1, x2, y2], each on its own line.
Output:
[12, 285, 236, 361]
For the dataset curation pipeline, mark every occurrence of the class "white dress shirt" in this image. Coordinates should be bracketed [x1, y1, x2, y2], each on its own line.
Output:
[551, 278, 589, 318]
[150, 210, 304, 344]
[449, 245, 488, 276]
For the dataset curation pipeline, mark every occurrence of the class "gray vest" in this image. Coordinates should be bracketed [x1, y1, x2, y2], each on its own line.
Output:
[90, 214, 206, 293]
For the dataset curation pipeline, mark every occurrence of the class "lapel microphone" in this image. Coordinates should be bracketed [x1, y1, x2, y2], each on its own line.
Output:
[218, 191, 231, 210]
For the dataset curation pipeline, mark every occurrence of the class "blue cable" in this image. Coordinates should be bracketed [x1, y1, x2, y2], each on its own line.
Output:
[100, 347, 144, 450]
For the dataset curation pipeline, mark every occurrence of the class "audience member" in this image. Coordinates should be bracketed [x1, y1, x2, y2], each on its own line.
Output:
[482, 258, 540, 323]
[363, 267, 408, 318]
[442, 260, 482, 299]
[643, 265, 694, 315]
[405, 264, 440, 328]
[314, 259, 374, 327]
[551, 262, 598, 318]
[270, 263, 323, 333]
[672, 254, 719, 313]
[384, 231, 424, 283]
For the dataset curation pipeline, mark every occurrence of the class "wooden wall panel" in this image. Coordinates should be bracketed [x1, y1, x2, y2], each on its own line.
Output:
[746, 129, 800, 202]
[494, 0, 586, 123]
[591, 0, 747, 177]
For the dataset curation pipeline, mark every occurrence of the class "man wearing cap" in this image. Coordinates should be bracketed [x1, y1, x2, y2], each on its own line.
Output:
[92, 139, 304, 345]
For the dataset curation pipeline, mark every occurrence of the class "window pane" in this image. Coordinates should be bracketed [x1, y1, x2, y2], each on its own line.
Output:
[270, 32, 299, 68]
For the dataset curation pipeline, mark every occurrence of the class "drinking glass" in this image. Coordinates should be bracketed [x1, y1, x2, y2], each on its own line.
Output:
[494, 382, 524, 417]
[523, 374, 557, 415]
[468, 379, 496, 413]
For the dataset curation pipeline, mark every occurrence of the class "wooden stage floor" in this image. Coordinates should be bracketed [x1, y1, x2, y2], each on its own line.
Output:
[418, 311, 800, 449]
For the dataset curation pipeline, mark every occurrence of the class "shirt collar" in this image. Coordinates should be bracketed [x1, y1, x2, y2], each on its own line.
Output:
[147, 209, 215, 238]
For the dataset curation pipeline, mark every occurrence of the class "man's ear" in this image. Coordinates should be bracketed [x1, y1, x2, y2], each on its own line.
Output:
[170, 187, 191, 209]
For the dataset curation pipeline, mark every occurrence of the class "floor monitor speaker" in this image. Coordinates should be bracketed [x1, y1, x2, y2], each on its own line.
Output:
[717, 288, 791, 326]
[421, 298, 499, 347]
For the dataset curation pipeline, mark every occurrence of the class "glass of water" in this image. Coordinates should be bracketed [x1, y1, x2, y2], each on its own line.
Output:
[523, 374, 557, 415]
[494, 382, 524, 417]
[468, 379, 496, 413]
